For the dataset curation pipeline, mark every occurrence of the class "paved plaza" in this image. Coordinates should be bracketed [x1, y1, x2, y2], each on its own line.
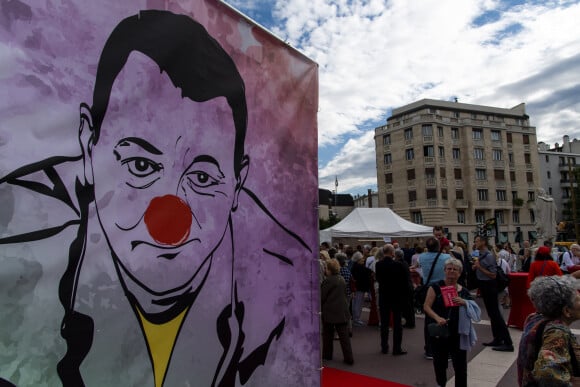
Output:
[322, 294, 580, 387]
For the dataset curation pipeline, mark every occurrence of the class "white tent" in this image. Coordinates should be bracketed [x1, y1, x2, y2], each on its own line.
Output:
[320, 208, 433, 242]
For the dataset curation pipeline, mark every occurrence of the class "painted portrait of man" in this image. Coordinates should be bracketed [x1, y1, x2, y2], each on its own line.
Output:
[0, 2, 319, 386]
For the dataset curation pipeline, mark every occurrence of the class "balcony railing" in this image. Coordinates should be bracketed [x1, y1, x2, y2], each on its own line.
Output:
[455, 199, 469, 208]
[426, 178, 436, 186]
[424, 156, 435, 164]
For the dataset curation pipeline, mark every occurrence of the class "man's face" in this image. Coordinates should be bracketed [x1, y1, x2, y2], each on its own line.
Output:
[433, 229, 443, 239]
[87, 53, 245, 294]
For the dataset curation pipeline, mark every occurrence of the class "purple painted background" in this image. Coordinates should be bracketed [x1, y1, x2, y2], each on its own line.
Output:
[0, 0, 319, 385]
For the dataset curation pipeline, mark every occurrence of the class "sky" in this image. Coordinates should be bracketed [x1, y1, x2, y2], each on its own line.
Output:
[223, 0, 580, 196]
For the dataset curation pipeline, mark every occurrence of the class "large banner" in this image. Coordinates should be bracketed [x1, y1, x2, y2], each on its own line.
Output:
[0, 1, 320, 386]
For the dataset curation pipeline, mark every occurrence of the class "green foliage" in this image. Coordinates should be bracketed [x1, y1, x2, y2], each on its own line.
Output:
[319, 213, 341, 230]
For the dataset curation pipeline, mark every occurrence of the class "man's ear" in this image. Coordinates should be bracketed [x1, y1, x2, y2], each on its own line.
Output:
[232, 155, 249, 211]
[79, 103, 95, 186]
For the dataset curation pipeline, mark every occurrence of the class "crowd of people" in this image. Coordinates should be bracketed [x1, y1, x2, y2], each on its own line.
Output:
[319, 227, 580, 386]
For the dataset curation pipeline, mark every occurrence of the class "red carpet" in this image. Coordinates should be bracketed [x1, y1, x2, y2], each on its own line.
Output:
[322, 367, 412, 387]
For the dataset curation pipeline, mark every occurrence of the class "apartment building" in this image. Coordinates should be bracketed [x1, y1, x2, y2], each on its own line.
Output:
[538, 135, 580, 223]
[375, 99, 540, 246]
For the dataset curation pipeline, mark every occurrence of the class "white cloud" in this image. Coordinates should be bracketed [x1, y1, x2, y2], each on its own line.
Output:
[228, 0, 580, 194]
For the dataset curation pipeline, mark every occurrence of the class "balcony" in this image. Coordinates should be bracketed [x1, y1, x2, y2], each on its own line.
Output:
[524, 144, 530, 151]
[475, 159, 486, 167]
[455, 180, 463, 189]
[496, 180, 507, 189]
[408, 179, 415, 187]
[424, 156, 435, 165]
[493, 160, 505, 168]
[384, 164, 391, 170]
[440, 178, 448, 187]
[409, 201, 416, 208]
[423, 135, 434, 143]
[427, 199, 438, 208]
[491, 140, 502, 147]
[405, 139, 413, 145]
[525, 164, 533, 169]
[509, 162, 515, 170]
[386, 183, 393, 190]
[426, 178, 436, 187]
[383, 144, 391, 152]
[455, 199, 469, 208]
[452, 138, 459, 146]
[476, 180, 487, 187]
[508, 143, 513, 150]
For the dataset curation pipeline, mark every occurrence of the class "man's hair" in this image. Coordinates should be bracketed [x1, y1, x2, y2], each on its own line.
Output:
[425, 237, 440, 253]
[90, 10, 247, 176]
[433, 225, 444, 232]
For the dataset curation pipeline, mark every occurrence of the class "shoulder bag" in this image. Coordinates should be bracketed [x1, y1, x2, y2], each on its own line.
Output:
[413, 251, 442, 313]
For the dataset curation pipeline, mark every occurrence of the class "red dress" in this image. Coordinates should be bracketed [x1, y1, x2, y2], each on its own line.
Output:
[526, 260, 562, 287]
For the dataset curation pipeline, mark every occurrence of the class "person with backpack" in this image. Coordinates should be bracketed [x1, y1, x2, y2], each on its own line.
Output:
[517, 275, 580, 386]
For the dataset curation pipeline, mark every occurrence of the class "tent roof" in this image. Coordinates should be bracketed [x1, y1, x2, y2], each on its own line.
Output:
[320, 208, 433, 240]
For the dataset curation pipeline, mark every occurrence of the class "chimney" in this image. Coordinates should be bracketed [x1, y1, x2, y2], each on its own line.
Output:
[368, 189, 372, 208]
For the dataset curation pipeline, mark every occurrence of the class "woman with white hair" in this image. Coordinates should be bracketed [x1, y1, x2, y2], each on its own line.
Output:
[517, 275, 580, 386]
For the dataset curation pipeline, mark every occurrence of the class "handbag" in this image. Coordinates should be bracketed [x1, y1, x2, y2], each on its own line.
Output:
[496, 260, 510, 293]
[413, 251, 442, 313]
[427, 322, 449, 338]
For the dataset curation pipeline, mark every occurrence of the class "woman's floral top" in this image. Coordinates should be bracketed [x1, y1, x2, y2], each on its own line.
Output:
[532, 320, 580, 386]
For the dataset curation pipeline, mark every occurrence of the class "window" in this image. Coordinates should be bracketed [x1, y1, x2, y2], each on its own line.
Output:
[412, 211, 423, 224]
[509, 153, 514, 163]
[428, 108, 437, 114]
[545, 155, 549, 162]
[439, 146, 445, 158]
[456, 189, 464, 199]
[524, 153, 531, 164]
[495, 210, 505, 224]
[442, 189, 448, 200]
[452, 148, 461, 159]
[454, 169, 462, 179]
[512, 191, 518, 199]
[523, 134, 530, 144]
[385, 173, 393, 184]
[492, 149, 502, 160]
[547, 171, 551, 179]
[426, 189, 437, 199]
[409, 190, 417, 202]
[457, 211, 465, 224]
[496, 190, 507, 201]
[491, 130, 501, 141]
[453, 111, 460, 118]
[406, 148, 414, 160]
[528, 191, 535, 201]
[474, 148, 484, 160]
[382, 134, 391, 145]
[404, 128, 413, 140]
[425, 168, 435, 178]
[451, 128, 459, 139]
[549, 187, 553, 195]
[526, 172, 533, 182]
[422, 124, 433, 136]
[424, 146, 434, 157]
[407, 169, 415, 180]
[475, 211, 485, 224]
[438, 126, 444, 137]
[510, 171, 516, 181]
[386, 193, 394, 204]
[472, 128, 483, 140]
[477, 189, 488, 201]
[513, 210, 520, 223]
[507, 132, 512, 143]
[384, 154, 392, 164]
[529, 209, 535, 223]
[494, 169, 505, 180]
[440, 167, 446, 178]
[476, 169, 487, 180]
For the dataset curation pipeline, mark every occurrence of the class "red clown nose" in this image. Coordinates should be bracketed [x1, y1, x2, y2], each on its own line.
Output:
[144, 195, 192, 246]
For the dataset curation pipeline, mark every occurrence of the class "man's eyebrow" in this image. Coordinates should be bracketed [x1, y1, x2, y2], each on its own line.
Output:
[115, 137, 163, 155]
[192, 155, 221, 167]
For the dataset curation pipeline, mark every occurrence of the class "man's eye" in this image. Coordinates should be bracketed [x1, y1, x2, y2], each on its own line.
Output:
[122, 158, 163, 177]
[187, 171, 219, 188]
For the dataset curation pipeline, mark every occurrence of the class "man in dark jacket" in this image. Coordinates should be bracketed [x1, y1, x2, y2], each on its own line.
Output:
[375, 244, 411, 355]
